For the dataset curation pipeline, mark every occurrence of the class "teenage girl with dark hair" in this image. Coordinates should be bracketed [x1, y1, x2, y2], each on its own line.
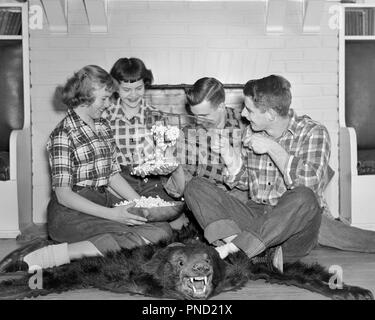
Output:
[103, 57, 189, 230]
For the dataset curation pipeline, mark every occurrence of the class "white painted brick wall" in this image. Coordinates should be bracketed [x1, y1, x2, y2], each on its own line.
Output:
[29, 0, 340, 223]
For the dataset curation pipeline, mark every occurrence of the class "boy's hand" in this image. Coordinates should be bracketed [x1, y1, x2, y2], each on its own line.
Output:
[243, 133, 275, 155]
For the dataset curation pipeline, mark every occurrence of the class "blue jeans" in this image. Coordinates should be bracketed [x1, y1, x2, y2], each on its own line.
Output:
[47, 188, 173, 254]
[319, 215, 375, 253]
[229, 184, 375, 253]
[184, 177, 322, 262]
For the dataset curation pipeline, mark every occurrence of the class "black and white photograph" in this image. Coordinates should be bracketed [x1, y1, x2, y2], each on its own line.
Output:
[0, 0, 374, 305]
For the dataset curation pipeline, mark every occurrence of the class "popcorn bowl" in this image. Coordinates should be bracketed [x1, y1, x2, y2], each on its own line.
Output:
[128, 201, 185, 222]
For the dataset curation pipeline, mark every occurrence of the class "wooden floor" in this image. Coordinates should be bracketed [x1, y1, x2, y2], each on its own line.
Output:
[0, 239, 374, 300]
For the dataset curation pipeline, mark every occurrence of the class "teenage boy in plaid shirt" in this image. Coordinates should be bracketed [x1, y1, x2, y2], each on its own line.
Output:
[163, 77, 245, 198]
[184, 75, 330, 273]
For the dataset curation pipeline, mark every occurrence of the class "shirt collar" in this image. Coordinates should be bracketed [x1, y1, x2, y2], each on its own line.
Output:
[285, 108, 298, 136]
[66, 108, 85, 129]
[66, 108, 106, 130]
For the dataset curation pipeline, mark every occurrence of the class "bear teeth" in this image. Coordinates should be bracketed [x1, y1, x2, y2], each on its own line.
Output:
[190, 276, 207, 285]
[189, 276, 208, 294]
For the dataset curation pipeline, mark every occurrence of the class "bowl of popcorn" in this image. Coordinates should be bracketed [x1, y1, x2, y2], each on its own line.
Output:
[114, 196, 184, 222]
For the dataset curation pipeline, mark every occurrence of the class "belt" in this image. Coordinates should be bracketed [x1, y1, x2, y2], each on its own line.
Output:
[72, 185, 107, 193]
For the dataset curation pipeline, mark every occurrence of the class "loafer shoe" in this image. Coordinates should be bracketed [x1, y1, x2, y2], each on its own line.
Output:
[0, 238, 53, 273]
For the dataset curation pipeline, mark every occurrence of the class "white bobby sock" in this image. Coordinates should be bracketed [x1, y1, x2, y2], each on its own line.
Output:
[24, 243, 71, 272]
[215, 242, 240, 259]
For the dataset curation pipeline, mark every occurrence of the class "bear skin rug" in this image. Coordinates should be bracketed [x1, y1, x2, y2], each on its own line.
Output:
[0, 224, 373, 300]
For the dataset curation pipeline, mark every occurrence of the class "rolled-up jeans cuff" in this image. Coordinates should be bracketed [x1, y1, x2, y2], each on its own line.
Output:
[204, 219, 242, 244]
[232, 231, 266, 258]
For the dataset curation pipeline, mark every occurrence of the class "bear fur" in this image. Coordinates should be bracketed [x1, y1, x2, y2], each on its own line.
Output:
[0, 225, 373, 300]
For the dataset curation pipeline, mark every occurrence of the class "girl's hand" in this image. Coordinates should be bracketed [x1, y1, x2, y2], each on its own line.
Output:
[134, 162, 179, 177]
[111, 202, 148, 225]
[151, 163, 179, 175]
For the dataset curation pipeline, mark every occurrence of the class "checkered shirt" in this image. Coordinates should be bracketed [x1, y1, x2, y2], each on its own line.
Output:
[225, 109, 331, 207]
[177, 107, 243, 184]
[102, 99, 155, 166]
[46, 109, 122, 189]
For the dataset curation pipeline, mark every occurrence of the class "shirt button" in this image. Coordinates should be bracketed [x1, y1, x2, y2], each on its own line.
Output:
[267, 182, 271, 186]
[269, 163, 273, 166]
[262, 200, 267, 204]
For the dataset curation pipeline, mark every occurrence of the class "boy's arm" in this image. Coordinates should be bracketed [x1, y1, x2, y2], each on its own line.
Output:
[283, 125, 331, 193]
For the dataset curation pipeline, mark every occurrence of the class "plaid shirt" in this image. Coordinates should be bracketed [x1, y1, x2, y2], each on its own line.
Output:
[164, 108, 244, 197]
[102, 99, 155, 166]
[47, 109, 122, 189]
[226, 109, 331, 207]
[180, 108, 243, 183]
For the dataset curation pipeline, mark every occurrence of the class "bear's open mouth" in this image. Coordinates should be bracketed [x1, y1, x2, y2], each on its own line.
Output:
[183, 275, 212, 297]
